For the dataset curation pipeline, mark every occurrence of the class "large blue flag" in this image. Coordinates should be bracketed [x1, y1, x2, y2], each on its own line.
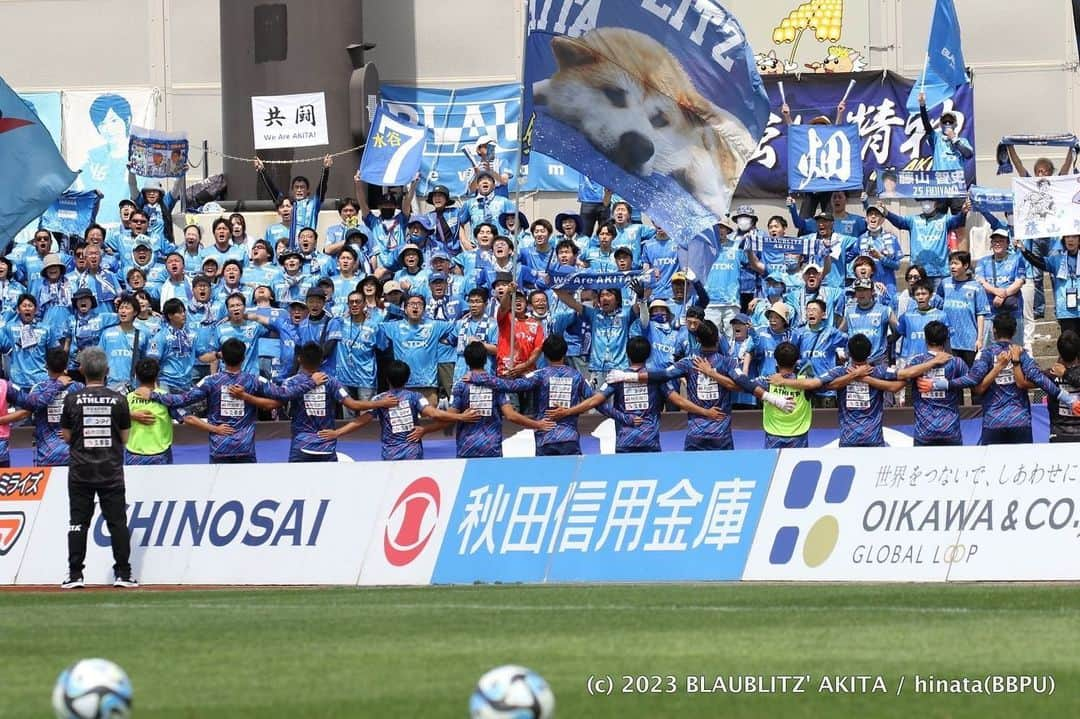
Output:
[787, 124, 864, 193]
[907, 0, 967, 112]
[359, 106, 428, 186]
[0, 77, 76, 246]
[524, 0, 769, 242]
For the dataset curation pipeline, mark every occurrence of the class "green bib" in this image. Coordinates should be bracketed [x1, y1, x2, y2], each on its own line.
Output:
[762, 381, 811, 438]
[125, 389, 174, 456]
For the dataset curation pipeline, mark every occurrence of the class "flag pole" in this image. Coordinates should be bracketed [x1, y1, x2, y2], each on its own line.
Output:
[508, 0, 532, 377]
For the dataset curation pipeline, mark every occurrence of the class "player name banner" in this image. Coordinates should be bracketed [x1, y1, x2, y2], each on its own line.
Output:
[738, 70, 976, 198]
[744, 446, 1080, 581]
[251, 92, 329, 150]
[1012, 174, 1080, 240]
[875, 168, 968, 199]
[128, 125, 188, 178]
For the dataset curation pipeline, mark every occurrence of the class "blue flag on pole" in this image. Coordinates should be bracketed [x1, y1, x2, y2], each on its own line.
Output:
[359, 106, 428, 186]
[0, 76, 76, 245]
[907, 0, 967, 112]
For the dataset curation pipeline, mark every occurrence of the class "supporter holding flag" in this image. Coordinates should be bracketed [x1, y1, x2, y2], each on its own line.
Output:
[919, 314, 1080, 445]
[788, 191, 867, 239]
[327, 359, 479, 461]
[128, 174, 181, 254]
[702, 218, 747, 336]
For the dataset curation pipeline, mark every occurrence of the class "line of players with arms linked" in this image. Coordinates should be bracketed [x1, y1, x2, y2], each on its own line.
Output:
[3, 154, 1080, 463]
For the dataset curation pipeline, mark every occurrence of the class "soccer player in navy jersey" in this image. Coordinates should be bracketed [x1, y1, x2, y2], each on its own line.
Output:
[465, 335, 599, 456]
[896, 321, 969, 446]
[425, 342, 555, 458]
[8, 347, 79, 466]
[327, 360, 479, 461]
[920, 314, 1080, 445]
[610, 321, 783, 451]
[768, 334, 907, 447]
[139, 338, 317, 463]
[547, 336, 663, 453]
[226, 343, 396, 462]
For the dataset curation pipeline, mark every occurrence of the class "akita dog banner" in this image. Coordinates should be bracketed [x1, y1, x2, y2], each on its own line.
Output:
[523, 0, 770, 240]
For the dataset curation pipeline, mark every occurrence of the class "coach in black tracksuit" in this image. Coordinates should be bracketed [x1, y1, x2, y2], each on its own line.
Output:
[1047, 331, 1080, 443]
[59, 347, 136, 589]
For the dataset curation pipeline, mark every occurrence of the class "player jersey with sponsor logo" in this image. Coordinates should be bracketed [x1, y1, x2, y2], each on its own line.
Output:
[600, 372, 665, 453]
[649, 353, 757, 443]
[10, 379, 82, 467]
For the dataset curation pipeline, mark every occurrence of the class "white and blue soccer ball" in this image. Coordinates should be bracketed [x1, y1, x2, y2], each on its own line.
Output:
[469, 664, 555, 719]
[52, 658, 133, 719]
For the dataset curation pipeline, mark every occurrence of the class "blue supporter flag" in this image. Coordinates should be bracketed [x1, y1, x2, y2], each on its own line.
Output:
[38, 190, 102, 239]
[787, 125, 864, 193]
[359, 106, 428, 186]
[0, 76, 76, 247]
[907, 0, 968, 112]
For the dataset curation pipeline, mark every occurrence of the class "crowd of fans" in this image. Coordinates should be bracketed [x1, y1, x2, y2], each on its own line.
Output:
[5, 93, 1080, 465]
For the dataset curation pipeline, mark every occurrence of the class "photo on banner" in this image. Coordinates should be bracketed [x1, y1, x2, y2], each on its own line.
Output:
[1012, 174, 1080, 240]
[128, 126, 189, 178]
[874, 167, 967, 199]
[379, 83, 579, 196]
[63, 89, 157, 233]
[523, 0, 769, 240]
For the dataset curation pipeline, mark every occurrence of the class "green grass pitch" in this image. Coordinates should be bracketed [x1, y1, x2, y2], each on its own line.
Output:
[3, 583, 1078, 718]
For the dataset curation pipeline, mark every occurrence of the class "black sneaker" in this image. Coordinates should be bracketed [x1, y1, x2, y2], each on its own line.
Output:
[60, 574, 84, 590]
[113, 574, 139, 588]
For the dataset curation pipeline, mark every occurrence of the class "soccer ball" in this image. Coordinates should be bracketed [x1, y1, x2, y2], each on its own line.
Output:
[469, 664, 555, 719]
[52, 658, 133, 719]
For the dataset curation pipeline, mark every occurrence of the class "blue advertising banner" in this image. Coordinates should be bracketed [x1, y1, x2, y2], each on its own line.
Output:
[875, 168, 967, 199]
[738, 70, 975, 198]
[787, 124, 864, 193]
[38, 189, 101, 238]
[379, 83, 580, 196]
[431, 450, 777, 583]
[524, 0, 769, 241]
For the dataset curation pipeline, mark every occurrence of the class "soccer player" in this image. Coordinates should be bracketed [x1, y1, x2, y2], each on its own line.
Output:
[617, 320, 788, 450]
[465, 335, 598, 456]
[229, 343, 396, 462]
[1046, 330, 1080, 443]
[8, 347, 80, 466]
[900, 321, 969, 446]
[59, 347, 135, 589]
[546, 336, 664, 454]
[771, 334, 907, 448]
[328, 360, 478, 461]
[919, 315, 1080, 445]
[430, 341, 554, 458]
[125, 358, 185, 465]
[141, 338, 317, 463]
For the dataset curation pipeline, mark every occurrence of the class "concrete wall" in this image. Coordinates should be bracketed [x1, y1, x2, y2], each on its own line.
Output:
[2, 0, 1077, 221]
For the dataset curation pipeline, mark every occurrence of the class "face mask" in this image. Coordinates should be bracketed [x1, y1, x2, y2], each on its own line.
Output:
[920, 201, 936, 215]
[766, 288, 783, 300]
[379, 208, 396, 220]
[736, 217, 753, 232]
[650, 313, 668, 324]
[581, 300, 594, 308]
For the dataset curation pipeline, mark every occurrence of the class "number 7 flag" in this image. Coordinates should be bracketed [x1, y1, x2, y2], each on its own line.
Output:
[359, 107, 428, 186]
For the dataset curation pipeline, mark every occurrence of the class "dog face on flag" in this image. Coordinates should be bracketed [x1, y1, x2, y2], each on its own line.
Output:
[533, 27, 755, 215]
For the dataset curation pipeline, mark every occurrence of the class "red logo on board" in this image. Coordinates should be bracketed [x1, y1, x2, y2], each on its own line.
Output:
[384, 477, 441, 567]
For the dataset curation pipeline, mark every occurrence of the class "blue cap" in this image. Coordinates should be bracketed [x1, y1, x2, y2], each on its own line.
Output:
[765, 271, 788, 285]
[730, 313, 752, 326]
[429, 250, 451, 263]
[429, 271, 448, 283]
[406, 215, 434, 232]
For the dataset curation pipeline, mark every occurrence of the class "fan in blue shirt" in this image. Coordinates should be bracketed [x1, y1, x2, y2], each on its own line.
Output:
[936, 251, 990, 354]
[146, 298, 199, 391]
[918, 94, 974, 172]
[885, 203, 966, 281]
[975, 230, 1026, 343]
[895, 281, 948, 362]
[555, 284, 641, 374]
[793, 299, 847, 399]
[840, 279, 894, 364]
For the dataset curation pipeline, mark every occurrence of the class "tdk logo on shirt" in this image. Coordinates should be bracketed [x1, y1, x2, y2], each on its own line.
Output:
[769, 461, 855, 567]
[93, 499, 330, 548]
